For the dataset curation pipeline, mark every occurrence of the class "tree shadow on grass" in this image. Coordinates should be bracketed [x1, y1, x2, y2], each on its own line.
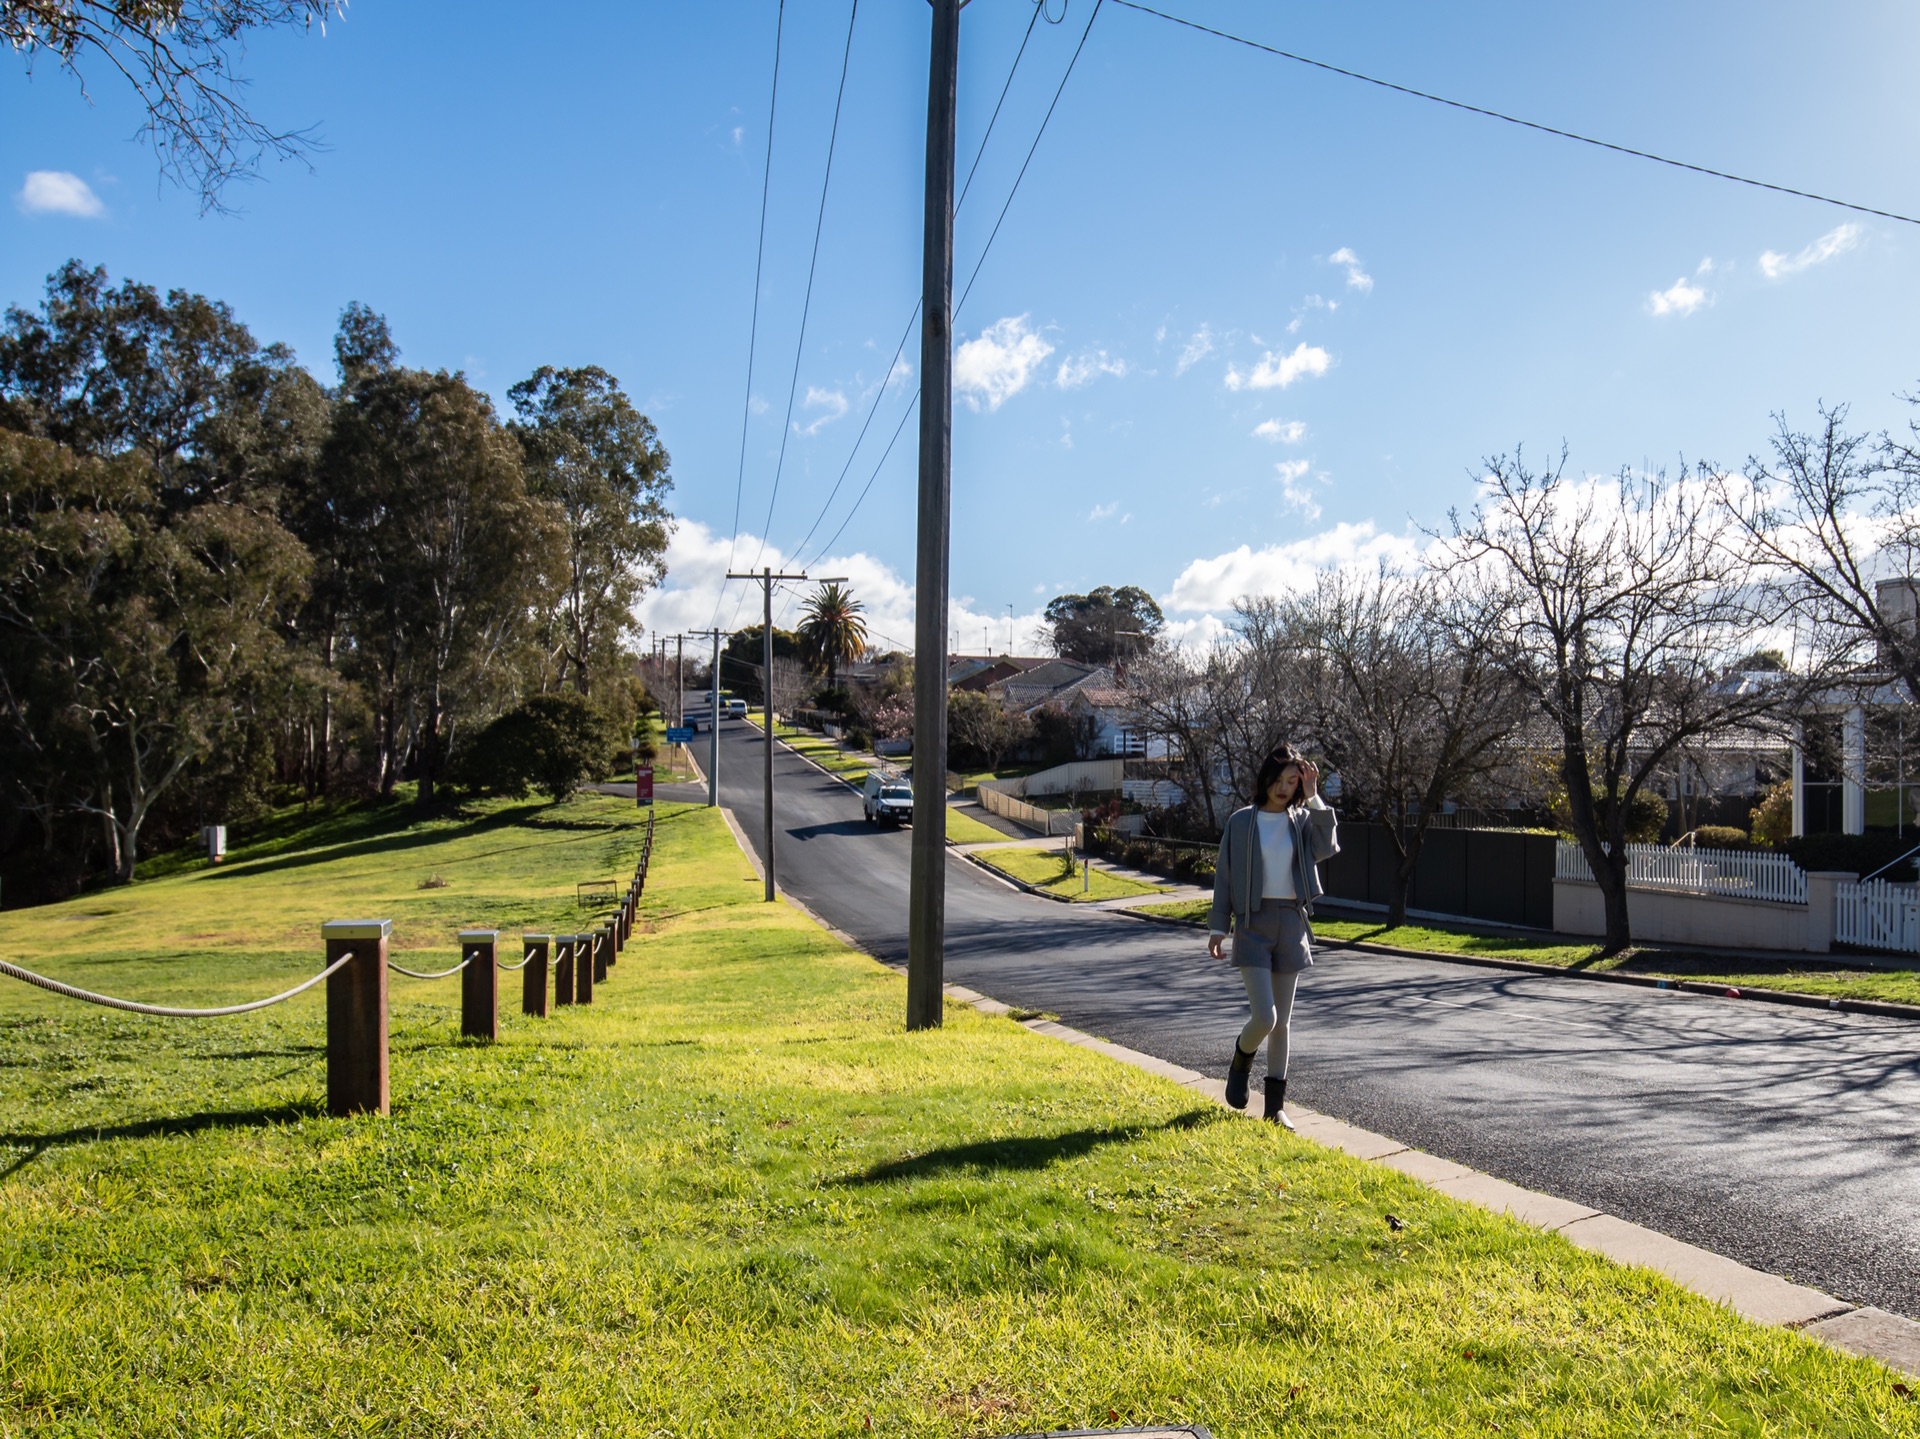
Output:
[0, 1101, 321, 1180]
[837, 1108, 1220, 1187]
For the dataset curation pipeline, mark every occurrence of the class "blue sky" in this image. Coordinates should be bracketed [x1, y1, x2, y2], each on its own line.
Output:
[5, 0, 1918, 653]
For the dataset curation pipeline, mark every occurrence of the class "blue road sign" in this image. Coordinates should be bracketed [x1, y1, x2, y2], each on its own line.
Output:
[665, 726, 695, 744]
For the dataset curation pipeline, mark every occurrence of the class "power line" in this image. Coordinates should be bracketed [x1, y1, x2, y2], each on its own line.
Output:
[718, 0, 788, 627]
[1110, 0, 1920, 228]
[801, 0, 1105, 569]
[783, 0, 1050, 567]
[956, 0, 1105, 318]
[745, 0, 862, 582]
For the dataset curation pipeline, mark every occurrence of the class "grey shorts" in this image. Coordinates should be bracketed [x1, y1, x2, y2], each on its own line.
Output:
[1231, 899, 1314, 974]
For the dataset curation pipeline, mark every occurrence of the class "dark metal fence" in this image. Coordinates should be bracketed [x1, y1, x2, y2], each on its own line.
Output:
[1319, 823, 1557, 930]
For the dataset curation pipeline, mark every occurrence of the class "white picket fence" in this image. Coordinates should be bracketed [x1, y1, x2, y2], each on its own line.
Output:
[1835, 878, 1920, 953]
[1555, 840, 1808, 905]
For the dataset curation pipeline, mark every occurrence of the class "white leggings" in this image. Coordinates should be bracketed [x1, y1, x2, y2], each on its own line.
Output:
[1238, 967, 1298, 1078]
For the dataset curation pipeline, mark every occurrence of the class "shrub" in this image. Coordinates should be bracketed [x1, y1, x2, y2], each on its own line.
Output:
[1690, 825, 1750, 850]
[1750, 779, 1792, 848]
[1550, 784, 1669, 844]
[1784, 832, 1920, 882]
[453, 693, 623, 802]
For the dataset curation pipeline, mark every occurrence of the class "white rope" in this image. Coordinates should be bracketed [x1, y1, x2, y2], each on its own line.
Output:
[497, 947, 543, 973]
[0, 951, 355, 1018]
[387, 952, 474, 981]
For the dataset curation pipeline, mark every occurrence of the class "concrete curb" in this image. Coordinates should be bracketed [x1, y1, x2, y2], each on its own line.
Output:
[704, 793, 1920, 1379]
[1111, 906, 1920, 1024]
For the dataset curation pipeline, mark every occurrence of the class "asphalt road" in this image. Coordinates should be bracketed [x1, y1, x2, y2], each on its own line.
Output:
[694, 718, 1920, 1320]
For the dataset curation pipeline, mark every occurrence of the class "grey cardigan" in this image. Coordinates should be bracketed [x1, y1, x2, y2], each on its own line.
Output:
[1208, 800, 1340, 935]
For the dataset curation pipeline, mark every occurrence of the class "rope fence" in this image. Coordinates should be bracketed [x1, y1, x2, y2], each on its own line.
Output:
[386, 954, 475, 981]
[0, 951, 354, 1019]
[0, 811, 660, 1117]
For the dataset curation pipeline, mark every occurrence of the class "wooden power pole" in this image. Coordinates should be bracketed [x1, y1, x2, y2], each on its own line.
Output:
[908, 0, 960, 1031]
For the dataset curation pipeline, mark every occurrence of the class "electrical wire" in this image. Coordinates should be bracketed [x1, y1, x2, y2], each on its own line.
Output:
[956, 0, 1103, 318]
[802, 0, 1105, 569]
[1109, 0, 1920, 228]
[744, 0, 862, 587]
[783, 0, 1050, 568]
[717, 0, 788, 628]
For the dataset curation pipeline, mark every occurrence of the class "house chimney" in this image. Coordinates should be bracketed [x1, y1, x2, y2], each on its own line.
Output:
[1877, 578, 1918, 665]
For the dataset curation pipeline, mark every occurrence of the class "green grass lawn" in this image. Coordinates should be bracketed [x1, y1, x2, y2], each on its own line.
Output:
[1130, 903, 1920, 1006]
[3, 804, 1915, 1435]
[941, 805, 1007, 847]
[974, 845, 1167, 902]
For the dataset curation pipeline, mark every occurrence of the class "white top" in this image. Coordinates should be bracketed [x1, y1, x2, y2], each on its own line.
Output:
[1256, 809, 1297, 900]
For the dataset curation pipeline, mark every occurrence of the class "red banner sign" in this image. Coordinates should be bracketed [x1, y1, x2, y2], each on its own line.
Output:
[635, 765, 654, 807]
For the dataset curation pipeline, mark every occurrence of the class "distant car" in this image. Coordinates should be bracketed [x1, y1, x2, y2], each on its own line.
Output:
[725, 698, 749, 719]
[862, 772, 914, 825]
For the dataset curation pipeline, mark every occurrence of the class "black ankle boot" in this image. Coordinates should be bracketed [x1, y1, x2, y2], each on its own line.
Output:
[1225, 1043, 1255, 1110]
[1263, 1076, 1294, 1130]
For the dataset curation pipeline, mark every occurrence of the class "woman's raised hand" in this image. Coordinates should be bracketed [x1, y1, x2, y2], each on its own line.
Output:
[1299, 760, 1319, 800]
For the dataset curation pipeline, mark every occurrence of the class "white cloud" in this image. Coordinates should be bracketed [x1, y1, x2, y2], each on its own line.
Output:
[1647, 276, 1710, 317]
[1165, 520, 1426, 613]
[954, 314, 1054, 411]
[1328, 246, 1373, 292]
[796, 386, 848, 436]
[1273, 459, 1319, 518]
[1760, 223, 1862, 280]
[1055, 349, 1128, 389]
[1176, 324, 1215, 375]
[749, 395, 769, 416]
[17, 170, 105, 218]
[1088, 501, 1119, 521]
[1224, 342, 1332, 392]
[1253, 418, 1306, 444]
[633, 518, 1049, 661]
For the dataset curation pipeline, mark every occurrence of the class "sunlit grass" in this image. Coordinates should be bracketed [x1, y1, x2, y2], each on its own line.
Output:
[1130, 904, 1920, 1005]
[974, 845, 1166, 902]
[0, 802, 1912, 1434]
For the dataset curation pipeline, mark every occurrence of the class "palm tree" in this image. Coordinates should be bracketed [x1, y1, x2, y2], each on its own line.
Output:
[798, 581, 868, 694]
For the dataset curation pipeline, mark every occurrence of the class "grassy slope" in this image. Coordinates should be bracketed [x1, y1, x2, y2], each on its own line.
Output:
[1, 803, 1914, 1435]
[1131, 902, 1920, 1006]
[975, 845, 1168, 903]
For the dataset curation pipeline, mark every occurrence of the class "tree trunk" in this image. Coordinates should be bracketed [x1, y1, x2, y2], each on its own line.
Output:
[417, 685, 441, 806]
[1595, 849, 1632, 955]
[317, 630, 335, 798]
[378, 695, 397, 797]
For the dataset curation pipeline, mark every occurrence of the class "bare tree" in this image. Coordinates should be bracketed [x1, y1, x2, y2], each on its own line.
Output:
[1446, 450, 1803, 955]
[1719, 402, 1920, 700]
[1285, 566, 1527, 927]
[5, 1, 342, 208]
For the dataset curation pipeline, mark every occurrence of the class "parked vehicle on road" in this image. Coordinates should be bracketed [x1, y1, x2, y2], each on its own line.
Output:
[862, 771, 915, 825]
[726, 698, 749, 719]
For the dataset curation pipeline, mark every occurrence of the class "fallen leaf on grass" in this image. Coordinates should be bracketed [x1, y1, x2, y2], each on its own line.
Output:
[1385, 1213, 1406, 1231]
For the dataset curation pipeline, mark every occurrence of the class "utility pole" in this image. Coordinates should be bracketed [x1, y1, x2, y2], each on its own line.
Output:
[688, 628, 724, 807]
[727, 566, 812, 902]
[908, 0, 960, 1031]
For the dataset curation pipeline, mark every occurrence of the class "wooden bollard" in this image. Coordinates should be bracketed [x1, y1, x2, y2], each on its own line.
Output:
[575, 934, 594, 1005]
[553, 936, 575, 1008]
[522, 934, 550, 1018]
[321, 919, 390, 1117]
[592, 925, 609, 981]
[459, 928, 498, 1042]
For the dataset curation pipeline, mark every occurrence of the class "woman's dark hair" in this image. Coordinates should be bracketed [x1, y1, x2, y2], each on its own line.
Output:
[1254, 745, 1308, 808]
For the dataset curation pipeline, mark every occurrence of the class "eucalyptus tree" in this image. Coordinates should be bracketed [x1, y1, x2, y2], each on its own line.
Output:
[322, 367, 558, 803]
[509, 366, 672, 699]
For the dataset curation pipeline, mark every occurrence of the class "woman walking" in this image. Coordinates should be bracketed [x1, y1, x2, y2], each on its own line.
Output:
[1208, 745, 1339, 1129]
